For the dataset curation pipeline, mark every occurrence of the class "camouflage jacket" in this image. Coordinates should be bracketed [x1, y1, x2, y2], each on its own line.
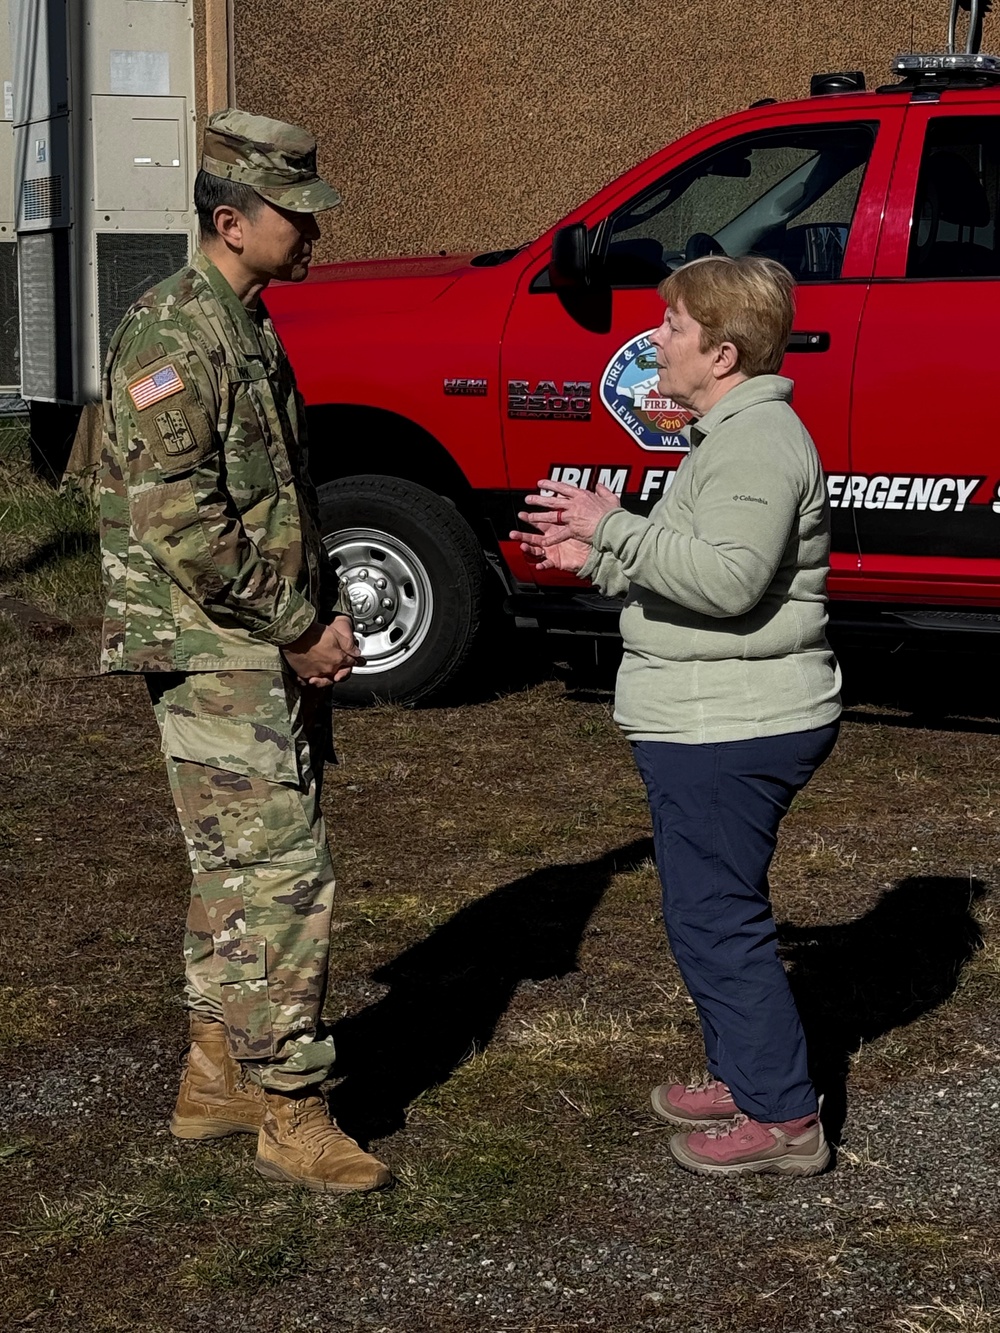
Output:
[98, 249, 344, 673]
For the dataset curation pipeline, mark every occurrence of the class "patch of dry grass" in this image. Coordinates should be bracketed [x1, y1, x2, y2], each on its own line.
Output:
[9, 1187, 155, 1250]
[0, 424, 101, 727]
[804, 831, 859, 871]
[507, 998, 684, 1065]
[0, 986, 54, 1047]
[0, 425, 100, 619]
[894, 1295, 1000, 1332]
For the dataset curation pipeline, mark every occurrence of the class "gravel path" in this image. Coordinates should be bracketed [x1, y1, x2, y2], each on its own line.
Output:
[182, 1058, 999, 1332]
[8, 1028, 998, 1332]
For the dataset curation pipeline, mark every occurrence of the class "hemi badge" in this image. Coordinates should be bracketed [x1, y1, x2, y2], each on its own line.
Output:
[444, 378, 488, 396]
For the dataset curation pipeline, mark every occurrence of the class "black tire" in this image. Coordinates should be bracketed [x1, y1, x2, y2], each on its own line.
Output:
[317, 474, 485, 705]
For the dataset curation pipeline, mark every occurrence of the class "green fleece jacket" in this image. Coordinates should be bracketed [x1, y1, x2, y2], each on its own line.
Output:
[580, 374, 841, 743]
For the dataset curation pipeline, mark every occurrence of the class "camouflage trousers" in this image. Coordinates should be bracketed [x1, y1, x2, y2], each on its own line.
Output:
[147, 669, 337, 1092]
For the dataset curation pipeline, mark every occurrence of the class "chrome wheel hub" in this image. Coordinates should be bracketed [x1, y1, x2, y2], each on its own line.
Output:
[323, 527, 434, 675]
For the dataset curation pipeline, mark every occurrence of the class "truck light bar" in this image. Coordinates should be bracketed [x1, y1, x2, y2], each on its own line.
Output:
[892, 51, 1000, 78]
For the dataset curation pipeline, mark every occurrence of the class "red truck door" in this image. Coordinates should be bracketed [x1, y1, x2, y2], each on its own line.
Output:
[499, 105, 904, 593]
[850, 99, 1000, 607]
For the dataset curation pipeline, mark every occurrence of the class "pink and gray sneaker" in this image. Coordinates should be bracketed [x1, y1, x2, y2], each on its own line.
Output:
[669, 1109, 830, 1178]
[650, 1076, 739, 1129]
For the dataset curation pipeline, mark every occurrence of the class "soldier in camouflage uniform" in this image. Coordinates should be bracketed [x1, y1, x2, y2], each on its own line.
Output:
[98, 110, 390, 1193]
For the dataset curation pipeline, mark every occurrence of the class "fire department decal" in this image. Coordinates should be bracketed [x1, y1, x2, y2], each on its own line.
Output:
[600, 331, 691, 452]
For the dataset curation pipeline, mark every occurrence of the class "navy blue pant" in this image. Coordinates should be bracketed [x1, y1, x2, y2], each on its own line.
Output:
[633, 724, 838, 1123]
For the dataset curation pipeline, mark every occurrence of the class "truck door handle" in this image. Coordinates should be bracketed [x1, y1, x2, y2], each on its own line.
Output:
[786, 331, 830, 352]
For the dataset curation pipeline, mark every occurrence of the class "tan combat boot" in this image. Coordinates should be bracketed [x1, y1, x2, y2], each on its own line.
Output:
[254, 1092, 391, 1193]
[170, 1015, 266, 1140]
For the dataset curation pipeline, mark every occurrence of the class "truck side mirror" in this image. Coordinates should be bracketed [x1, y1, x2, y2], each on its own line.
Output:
[550, 223, 592, 289]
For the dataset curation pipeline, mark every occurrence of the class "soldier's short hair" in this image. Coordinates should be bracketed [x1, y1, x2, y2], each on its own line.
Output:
[194, 169, 265, 239]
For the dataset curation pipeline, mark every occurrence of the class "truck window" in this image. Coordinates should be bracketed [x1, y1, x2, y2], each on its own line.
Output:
[604, 124, 876, 287]
[907, 117, 1000, 279]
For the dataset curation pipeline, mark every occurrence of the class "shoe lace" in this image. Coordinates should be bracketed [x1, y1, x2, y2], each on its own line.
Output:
[290, 1097, 350, 1150]
[702, 1114, 749, 1141]
[234, 1068, 262, 1097]
[685, 1074, 726, 1094]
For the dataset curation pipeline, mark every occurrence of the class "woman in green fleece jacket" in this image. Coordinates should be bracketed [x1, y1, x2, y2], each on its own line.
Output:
[513, 255, 841, 1179]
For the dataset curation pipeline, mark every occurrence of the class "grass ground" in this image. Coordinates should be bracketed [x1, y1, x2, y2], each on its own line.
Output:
[3, 423, 1000, 1330]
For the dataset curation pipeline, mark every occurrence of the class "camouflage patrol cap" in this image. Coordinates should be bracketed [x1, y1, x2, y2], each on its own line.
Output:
[202, 108, 341, 214]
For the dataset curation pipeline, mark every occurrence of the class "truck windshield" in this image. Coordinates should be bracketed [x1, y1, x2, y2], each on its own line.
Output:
[604, 122, 876, 286]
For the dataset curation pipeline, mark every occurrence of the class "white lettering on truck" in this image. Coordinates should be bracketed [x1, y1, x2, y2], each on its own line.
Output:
[826, 474, 985, 513]
[546, 464, 630, 498]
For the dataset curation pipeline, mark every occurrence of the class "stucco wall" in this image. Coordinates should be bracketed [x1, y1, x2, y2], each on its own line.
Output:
[233, 0, 949, 263]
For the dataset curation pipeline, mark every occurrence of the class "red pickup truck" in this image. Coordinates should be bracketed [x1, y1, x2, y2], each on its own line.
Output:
[267, 14, 1000, 703]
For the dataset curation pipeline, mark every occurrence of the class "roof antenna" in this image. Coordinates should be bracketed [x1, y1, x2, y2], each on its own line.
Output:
[949, 1, 993, 56]
[891, 0, 998, 85]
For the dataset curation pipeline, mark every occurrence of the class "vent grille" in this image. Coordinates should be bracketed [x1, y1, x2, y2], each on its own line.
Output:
[22, 175, 63, 222]
[18, 231, 73, 400]
[96, 232, 189, 365]
[0, 243, 20, 390]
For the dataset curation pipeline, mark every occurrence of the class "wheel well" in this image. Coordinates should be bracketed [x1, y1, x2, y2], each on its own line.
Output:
[306, 404, 473, 511]
[306, 404, 511, 594]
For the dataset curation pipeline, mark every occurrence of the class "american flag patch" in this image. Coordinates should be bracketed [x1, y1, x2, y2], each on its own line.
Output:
[128, 363, 185, 411]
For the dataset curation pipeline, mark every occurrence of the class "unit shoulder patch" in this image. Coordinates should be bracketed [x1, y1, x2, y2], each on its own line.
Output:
[122, 353, 216, 475]
[155, 408, 197, 457]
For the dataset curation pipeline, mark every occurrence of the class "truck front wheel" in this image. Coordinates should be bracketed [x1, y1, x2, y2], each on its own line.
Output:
[317, 475, 486, 705]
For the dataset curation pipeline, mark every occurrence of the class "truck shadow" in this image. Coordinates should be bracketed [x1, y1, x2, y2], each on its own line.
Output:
[441, 630, 624, 708]
[782, 874, 987, 1147]
[465, 635, 1000, 734]
[835, 643, 1000, 735]
[328, 848, 986, 1149]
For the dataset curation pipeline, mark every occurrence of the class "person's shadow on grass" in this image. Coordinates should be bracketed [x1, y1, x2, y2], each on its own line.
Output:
[327, 838, 653, 1140]
[329, 852, 986, 1149]
[780, 875, 987, 1146]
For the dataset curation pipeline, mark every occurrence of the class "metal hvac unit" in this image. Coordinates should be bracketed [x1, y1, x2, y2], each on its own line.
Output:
[8, 0, 196, 405]
[0, 240, 18, 387]
[95, 231, 189, 366]
[17, 228, 70, 397]
[9, 0, 72, 402]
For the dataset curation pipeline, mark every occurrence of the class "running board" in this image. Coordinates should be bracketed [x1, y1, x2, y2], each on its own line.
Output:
[887, 609, 1000, 633]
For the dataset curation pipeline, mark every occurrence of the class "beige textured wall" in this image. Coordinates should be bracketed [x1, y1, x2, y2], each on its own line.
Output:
[234, 0, 949, 263]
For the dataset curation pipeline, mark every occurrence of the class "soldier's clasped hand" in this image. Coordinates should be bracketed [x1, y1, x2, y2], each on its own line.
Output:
[282, 616, 365, 687]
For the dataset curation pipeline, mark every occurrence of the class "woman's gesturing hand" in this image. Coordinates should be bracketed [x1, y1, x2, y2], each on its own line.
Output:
[511, 478, 621, 572]
[518, 478, 621, 544]
[508, 526, 591, 573]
